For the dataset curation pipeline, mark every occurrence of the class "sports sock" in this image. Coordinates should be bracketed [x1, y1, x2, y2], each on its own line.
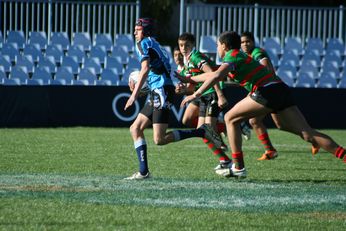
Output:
[172, 128, 204, 141]
[258, 132, 276, 152]
[232, 152, 245, 169]
[334, 146, 346, 163]
[203, 138, 230, 162]
[134, 138, 148, 175]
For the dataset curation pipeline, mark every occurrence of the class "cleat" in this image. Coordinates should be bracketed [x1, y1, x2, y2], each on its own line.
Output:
[230, 163, 247, 178]
[214, 161, 232, 177]
[240, 121, 251, 141]
[200, 124, 223, 149]
[124, 172, 151, 180]
[257, 150, 278, 160]
[311, 145, 320, 155]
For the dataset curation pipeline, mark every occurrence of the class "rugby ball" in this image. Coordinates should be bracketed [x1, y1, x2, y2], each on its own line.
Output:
[128, 70, 150, 94]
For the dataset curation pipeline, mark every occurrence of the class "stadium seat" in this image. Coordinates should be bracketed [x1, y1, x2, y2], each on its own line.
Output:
[277, 63, 297, 76]
[320, 62, 341, 79]
[94, 33, 113, 54]
[1, 43, 21, 63]
[326, 38, 345, 54]
[295, 72, 316, 88]
[61, 56, 80, 77]
[317, 73, 338, 88]
[23, 43, 44, 64]
[3, 78, 21, 85]
[77, 68, 96, 85]
[284, 37, 304, 56]
[72, 32, 92, 52]
[266, 49, 280, 68]
[6, 30, 26, 50]
[99, 68, 119, 85]
[199, 35, 217, 59]
[299, 62, 319, 78]
[15, 55, 35, 75]
[67, 45, 86, 65]
[50, 31, 70, 51]
[263, 37, 282, 57]
[0, 30, 3, 48]
[10, 66, 29, 85]
[323, 51, 343, 68]
[338, 76, 346, 88]
[111, 45, 129, 65]
[162, 45, 173, 64]
[55, 66, 74, 85]
[89, 45, 107, 66]
[280, 50, 300, 68]
[305, 37, 324, 54]
[0, 66, 6, 84]
[83, 57, 102, 77]
[301, 50, 322, 68]
[31, 66, 52, 85]
[126, 57, 141, 70]
[105, 56, 124, 75]
[45, 44, 64, 65]
[115, 34, 135, 53]
[37, 55, 57, 75]
[277, 69, 296, 86]
[28, 31, 48, 51]
[121, 67, 140, 84]
[0, 55, 12, 75]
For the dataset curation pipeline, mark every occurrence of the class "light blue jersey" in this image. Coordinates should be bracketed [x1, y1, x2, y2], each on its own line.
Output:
[135, 37, 173, 90]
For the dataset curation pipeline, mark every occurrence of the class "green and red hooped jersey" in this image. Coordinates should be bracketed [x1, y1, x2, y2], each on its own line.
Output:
[223, 49, 281, 93]
[251, 47, 269, 62]
[185, 49, 224, 96]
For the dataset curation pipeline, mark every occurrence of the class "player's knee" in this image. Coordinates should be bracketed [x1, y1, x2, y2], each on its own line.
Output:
[129, 124, 140, 136]
[249, 118, 258, 127]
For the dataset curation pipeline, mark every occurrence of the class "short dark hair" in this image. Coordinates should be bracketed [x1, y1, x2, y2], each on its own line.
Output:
[241, 31, 255, 43]
[219, 31, 241, 49]
[173, 46, 180, 52]
[178, 33, 196, 45]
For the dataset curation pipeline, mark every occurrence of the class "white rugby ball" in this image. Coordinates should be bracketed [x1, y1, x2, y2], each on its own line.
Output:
[128, 70, 150, 93]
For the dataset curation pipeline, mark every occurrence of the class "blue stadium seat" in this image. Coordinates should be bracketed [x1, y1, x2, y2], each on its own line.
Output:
[10, 66, 29, 85]
[162, 45, 173, 64]
[61, 56, 80, 76]
[23, 43, 44, 64]
[280, 50, 300, 68]
[305, 37, 324, 56]
[199, 35, 217, 58]
[83, 57, 102, 77]
[0, 66, 6, 84]
[320, 62, 341, 79]
[295, 72, 316, 88]
[111, 45, 129, 65]
[45, 44, 64, 65]
[50, 32, 70, 51]
[301, 50, 322, 68]
[31, 66, 52, 85]
[323, 51, 343, 68]
[317, 73, 338, 88]
[72, 32, 92, 52]
[99, 68, 119, 85]
[326, 38, 345, 54]
[37, 55, 57, 75]
[338, 75, 346, 88]
[6, 30, 26, 50]
[15, 55, 35, 75]
[277, 69, 296, 85]
[266, 49, 280, 68]
[299, 61, 319, 78]
[89, 45, 107, 66]
[3, 78, 21, 85]
[115, 34, 134, 53]
[263, 37, 282, 57]
[0, 55, 12, 75]
[55, 66, 74, 85]
[0, 31, 3, 48]
[121, 67, 140, 84]
[126, 57, 141, 70]
[1, 43, 21, 63]
[28, 31, 48, 51]
[277, 63, 297, 76]
[284, 37, 304, 56]
[76, 68, 96, 85]
[105, 56, 124, 75]
[67, 45, 86, 65]
[94, 33, 113, 54]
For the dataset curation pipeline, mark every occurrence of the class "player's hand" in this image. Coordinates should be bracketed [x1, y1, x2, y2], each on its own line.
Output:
[124, 96, 135, 111]
[128, 79, 135, 92]
[180, 95, 196, 108]
[217, 94, 228, 109]
[174, 71, 195, 84]
[175, 82, 187, 94]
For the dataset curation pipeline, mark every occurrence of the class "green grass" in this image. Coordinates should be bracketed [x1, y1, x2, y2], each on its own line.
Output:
[0, 127, 345, 230]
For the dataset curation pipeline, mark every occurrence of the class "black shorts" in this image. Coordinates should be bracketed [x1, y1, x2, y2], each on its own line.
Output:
[250, 82, 296, 113]
[199, 92, 220, 118]
[140, 85, 175, 124]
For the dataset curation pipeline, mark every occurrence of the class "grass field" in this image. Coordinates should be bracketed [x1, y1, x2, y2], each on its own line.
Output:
[0, 127, 345, 230]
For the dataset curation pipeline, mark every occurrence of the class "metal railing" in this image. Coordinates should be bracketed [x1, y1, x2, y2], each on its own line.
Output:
[0, 0, 140, 42]
[180, 2, 346, 48]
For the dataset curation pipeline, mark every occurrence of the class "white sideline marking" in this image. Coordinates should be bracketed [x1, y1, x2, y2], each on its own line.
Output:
[1, 173, 345, 210]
